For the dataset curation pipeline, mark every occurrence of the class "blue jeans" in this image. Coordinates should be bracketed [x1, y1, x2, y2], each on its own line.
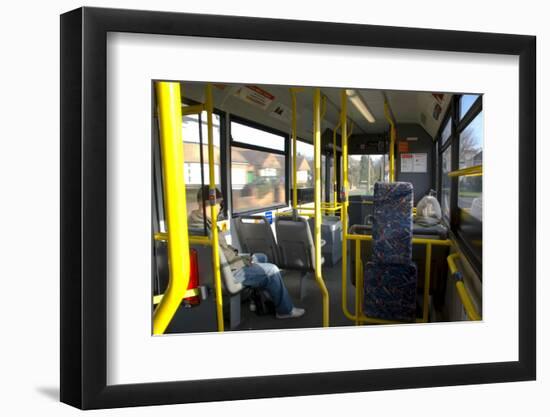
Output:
[236, 253, 294, 315]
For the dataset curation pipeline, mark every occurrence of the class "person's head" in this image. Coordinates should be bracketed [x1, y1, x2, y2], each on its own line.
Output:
[196, 185, 223, 220]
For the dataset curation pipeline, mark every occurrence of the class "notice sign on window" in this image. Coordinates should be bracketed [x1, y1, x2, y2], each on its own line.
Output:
[401, 153, 427, 173]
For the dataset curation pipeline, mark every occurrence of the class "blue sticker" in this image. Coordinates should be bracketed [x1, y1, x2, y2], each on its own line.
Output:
[265, 211, 273, 224]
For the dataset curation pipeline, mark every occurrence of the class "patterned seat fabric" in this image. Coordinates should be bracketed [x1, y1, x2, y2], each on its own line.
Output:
[372, 182, 414, 265]
[364, 262, 417, 322]
[364, 182, 417, 322]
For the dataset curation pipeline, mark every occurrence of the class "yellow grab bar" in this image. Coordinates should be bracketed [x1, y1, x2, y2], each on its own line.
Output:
[154, 232, 211, 246]
[447, 253, 481, 321]
[340, 90, 356, 322]
[153, 82, 191, 335]
[181, 104, 206, 116]
[290, 88, 300, 210]
[206, 84, 225, 332]
[345, 226, 452, 324]
[447, 165, 483, 177]
[332, 120, 341, 205]
[313, 88, 330, 327]
[384, 101, 396, 182]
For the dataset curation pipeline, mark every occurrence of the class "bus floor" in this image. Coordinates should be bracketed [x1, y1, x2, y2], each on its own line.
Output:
[164, 259, 358, 334]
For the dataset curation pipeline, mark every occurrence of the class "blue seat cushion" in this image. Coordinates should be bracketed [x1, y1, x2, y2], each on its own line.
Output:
[372, 182, 414, 265]
[364, 261, 417, 322]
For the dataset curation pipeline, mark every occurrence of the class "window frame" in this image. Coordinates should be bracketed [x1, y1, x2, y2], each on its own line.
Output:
[228, 114, 290, 216]
[436, 94, 483, 276]
[292, 137, 316, 204]
[153, 99, 226, 234]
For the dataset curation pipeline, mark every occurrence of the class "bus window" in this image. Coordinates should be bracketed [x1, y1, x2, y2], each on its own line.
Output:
[348, 154, 386, 196]
[230, 119, 287, 214]
[459, 94, 480, 120]
[441, 146, 452, 220]
[290, 140, 315, 203]
[182, 112, 222, 216]
[458, 111, 483, 220]
[459, 112, 483, 169]
[441, 118, 452, 145]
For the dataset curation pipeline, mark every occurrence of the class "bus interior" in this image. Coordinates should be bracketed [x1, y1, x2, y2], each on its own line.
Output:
[152, 81, 483, 335]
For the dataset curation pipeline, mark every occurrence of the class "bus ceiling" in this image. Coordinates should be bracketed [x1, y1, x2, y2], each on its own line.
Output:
[178, 82, 452, 142]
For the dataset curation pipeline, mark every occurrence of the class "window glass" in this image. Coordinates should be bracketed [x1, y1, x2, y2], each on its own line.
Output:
[348, 154, 386, 196]
[295, 140, 314, 189]
[459, 112, 483, 169]
[459, 94, 480, 120]
[231, 146, 286, 213]
[441, 146, 452, 220]
[458, 176, 482, 221]
[290, 140, 316, 204]
[231, 121, 285, 151]
[441, 118, 452, 144]
[328, 155, 335, 202]
[182, 113, 221, 217]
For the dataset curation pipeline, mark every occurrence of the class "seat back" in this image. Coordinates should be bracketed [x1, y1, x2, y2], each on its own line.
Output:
[275, 217, 315, 271]
[372, 182, 414, 265]
[234, 215, 280, 264]
[219, 247, 243, 295]
[364, 182, 417, 322]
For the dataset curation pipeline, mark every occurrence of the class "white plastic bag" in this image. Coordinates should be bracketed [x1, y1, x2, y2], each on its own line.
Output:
[416, 192, 442, 226]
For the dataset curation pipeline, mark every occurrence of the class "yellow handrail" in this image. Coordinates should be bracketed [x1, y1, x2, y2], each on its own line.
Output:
[384, 101, 396, 182]
[340, 90, 356, 322]
[447, 165, 483, 177]
[153, 82, 191, 335]
[447, 253, 481, 321]
[154, 232, 211, 246]
[313, 88, 330, 327]
[181, 104, 206, 116]
[423, 242, 432, 322]
[332, 120, 341, 205]
[344, 228, 452, 324]
[206, 84, 225, 332]
[354, 240, 362, 325]
[290, 88, 300, 210]
[153, 288, 201, 305]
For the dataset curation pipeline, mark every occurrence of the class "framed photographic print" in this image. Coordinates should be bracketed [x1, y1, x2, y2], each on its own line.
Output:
[60, 6, 536, 409]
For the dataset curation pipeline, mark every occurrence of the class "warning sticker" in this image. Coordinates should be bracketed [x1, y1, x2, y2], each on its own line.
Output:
[235, 85, 275, 110]
[398, 141, 409, 152]
[401, 153, 427, 173]
[269, 102, 292, 123]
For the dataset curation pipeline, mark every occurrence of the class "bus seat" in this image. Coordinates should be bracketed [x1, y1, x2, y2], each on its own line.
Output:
[276, 217, 315, 270]
[307, 216, 343, 267]
[234, 215, 280, 265]
[364, 182, 417, 322]
[371, 182, 414, 264]
[275, 216, 324, 299]
[189, 228, 245, 329]
[219, 248, 244, 330]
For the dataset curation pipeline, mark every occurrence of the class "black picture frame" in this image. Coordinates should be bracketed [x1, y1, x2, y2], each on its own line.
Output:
[60, 6, 536, 410]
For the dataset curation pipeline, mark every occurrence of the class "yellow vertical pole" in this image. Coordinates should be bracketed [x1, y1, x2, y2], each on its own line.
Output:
[384, 102, 396, 182]
[153, 82, 191, 335]
[206, 84, 224, 332]
[313, 88, 330, 327]
[290, 88, 298, 210]
[332, 121, 341, 205]
[355, 241, 362, 325]
[340, 90, 356, 321]
[423, 243, 432, 322]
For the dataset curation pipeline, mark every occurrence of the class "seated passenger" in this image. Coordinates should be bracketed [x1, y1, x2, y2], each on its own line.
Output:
[188, 186, 305, 319]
